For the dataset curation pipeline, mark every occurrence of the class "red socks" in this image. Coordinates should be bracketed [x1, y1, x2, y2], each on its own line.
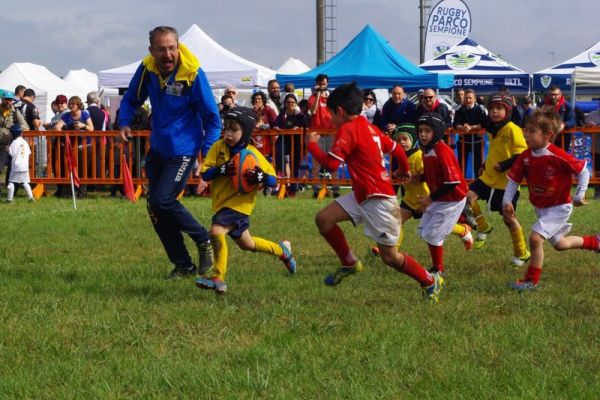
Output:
[427, 243, 444, 273]
[322, 225, 356, 266]
[524, 265, 542, 285]
[401, 254, 434, 286]
[582, 235, 599, 251]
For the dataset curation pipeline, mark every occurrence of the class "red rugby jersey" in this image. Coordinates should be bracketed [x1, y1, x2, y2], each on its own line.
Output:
[508, 143, 586, 208]
[422, 140, 468, 202]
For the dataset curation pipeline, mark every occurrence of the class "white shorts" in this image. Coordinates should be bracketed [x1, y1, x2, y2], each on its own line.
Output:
[418, 198, 467, 246]
[336, 192, 401, 246]
[532, 203, 573, 246]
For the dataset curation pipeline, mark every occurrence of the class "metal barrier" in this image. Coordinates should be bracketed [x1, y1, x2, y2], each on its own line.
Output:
[21, 127, 600, 191]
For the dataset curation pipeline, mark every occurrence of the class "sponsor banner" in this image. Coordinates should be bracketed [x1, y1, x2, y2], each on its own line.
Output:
[453, 77, 527, 90]
[425, 0, 472, 61]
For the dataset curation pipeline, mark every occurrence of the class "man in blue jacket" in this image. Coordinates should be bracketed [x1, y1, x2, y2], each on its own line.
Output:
[119, 26, 221, 279]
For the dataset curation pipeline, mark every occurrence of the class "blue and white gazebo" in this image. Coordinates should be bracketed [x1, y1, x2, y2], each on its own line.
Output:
[533, 41, 600, 92]
[419, 37, 530, 94]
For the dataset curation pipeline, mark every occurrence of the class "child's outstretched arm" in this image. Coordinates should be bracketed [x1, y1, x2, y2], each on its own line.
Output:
[573, 167, 590, 206]
[306, 139, 341, 172]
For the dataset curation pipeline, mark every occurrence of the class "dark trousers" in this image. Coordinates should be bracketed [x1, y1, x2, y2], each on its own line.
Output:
[145, 150, 209, 268]
[457, 138, 484, 178]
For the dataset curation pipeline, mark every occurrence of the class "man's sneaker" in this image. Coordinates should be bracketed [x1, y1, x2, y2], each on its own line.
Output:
[168, 264, 197, 280]
[197, 240, 214, 275]
[324, 260, 364, 286]
[279, 240, 296, 274]
[511, 249, 531, 268]
[473, 224, 493, 250]
[508, 279, 537, 291]
[195, 277, 228, 294]
[459, 224, 473, 251]
[423, 273, 444, 303]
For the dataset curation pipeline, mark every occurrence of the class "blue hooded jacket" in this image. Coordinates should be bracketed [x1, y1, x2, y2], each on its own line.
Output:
[119, 43, 221, 158]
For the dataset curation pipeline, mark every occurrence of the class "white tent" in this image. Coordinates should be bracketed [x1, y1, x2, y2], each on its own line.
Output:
[571, 65, 600, 100]
[63, 68, 99, 94]
[0, 62, 83, 122]
[277, 57, 311, 75]
[99, 24, 276, 89]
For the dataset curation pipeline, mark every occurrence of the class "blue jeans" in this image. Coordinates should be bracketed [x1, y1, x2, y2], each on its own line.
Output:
[145, 150, 209, 268]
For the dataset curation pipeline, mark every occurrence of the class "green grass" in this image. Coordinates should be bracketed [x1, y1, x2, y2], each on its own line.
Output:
[0, 190, 599, 399]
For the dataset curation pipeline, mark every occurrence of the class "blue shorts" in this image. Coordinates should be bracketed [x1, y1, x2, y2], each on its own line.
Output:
[469, 178, 519, 215]
[212, 208, 250, 239]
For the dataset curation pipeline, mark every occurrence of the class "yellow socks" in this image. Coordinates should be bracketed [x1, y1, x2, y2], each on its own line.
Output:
[451, 223, 467, 237]
[253, 236, 283, 257]
[210, 234, 228, 281]
[471, 201, 490, 232]
[510, 227, 528, 257]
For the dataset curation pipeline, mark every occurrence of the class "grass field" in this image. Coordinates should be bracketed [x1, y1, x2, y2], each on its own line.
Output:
[0, 190, 599, 399]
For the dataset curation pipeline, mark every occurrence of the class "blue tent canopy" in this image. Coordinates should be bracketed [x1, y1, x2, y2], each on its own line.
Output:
[276, 25, 453, 90]
[533, 41, 600, 91]
[419, 38, 530, 94]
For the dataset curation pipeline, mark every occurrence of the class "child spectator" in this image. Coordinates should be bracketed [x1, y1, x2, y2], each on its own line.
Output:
[196, 107, 296, 294]
[6, 124, 34, 202]
[466, 94, 530, 267]
[416, 113, 469, 276]
[305, 82, 443, 302]
[503, 108, 598, 291]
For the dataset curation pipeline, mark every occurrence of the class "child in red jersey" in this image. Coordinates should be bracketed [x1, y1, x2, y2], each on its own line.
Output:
[503, 108, 598, 291]
[416, 112, 469, 276]
[305, 82, 443, 302]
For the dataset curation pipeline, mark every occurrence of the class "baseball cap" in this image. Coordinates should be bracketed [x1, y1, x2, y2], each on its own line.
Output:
[0, 89, 15, 99]
[55, 94, 68, 104]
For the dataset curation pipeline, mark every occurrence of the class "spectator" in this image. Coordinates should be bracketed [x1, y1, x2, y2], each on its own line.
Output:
[361, 89, 381, 125]
[541, 85, 575, 149]
[6, 124, 34, 202]
[415, 88, 452, 128]
[224, 85, 239, 106]
[380, 85, 416, 135]
[477, 95, 488, 115]
[520, 95, 535, 120]
[13, 85, 25, 110]
[219, 94, 234, 116]
[584, 108, 600, 199]
[44, 95, 68, 130]
[454, 87, 465, 109]
[308, 73, 339, 198]
[266, 79, 283, 114]
[273, 93, 308, 197]
[0, 89, 29, 190]
[284, 82, 295, 95]
[250, 91, 277, 158]
[86, 91, 109, 187]
[453, 89, 487, 176]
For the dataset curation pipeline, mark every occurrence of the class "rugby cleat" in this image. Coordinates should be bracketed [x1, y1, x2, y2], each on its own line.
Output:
[459, 224, 474, 251]
[423, 273, 444, 303]
[511, 249, 531, 268]
[195, 277, 228, 294]
[197, 240, 214, 275]
[278, 240, 296, 274]
[324, 260, 364, 286]
[508, 279, 537, 291]
[473, 224, 493, 250]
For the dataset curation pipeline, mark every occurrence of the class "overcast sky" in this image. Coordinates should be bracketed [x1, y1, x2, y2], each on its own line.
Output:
[2, 0, 599, 77]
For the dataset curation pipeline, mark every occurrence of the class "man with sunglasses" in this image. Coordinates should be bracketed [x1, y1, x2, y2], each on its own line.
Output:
[415, 88, 451, 129]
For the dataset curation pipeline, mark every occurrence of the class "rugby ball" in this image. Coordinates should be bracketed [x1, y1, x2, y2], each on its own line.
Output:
[231, 149, 259, 194]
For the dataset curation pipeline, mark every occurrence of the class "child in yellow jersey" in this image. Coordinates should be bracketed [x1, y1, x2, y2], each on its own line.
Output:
[466, 94, 530, 267]
[371, 124, 473, 255]
[196, 107, 296, 294]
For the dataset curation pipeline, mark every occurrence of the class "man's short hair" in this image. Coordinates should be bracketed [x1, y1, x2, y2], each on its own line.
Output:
[526, 107, 561, 138]
[326, 81, 363, 115]
[86, 91, 99, 105]
[464, 89, 476, 96]
[14, 85, 25, 95]
[548, 84, 561, 92]
[23, 88, 36, 98]
[148, 26, 178, 46]
[315, 74, 328, 83]
[389, 85, 404, 93]
[267, 79, 279, 87]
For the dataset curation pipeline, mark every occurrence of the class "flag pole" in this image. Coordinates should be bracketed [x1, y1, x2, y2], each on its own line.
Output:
[69, 171, 77, 210]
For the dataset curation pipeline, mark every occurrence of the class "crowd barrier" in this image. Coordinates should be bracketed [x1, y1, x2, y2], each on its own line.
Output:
[20, 127, 600, 194]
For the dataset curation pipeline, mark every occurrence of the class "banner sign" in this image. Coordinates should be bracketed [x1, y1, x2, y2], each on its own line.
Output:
[425, 0, 472, 61]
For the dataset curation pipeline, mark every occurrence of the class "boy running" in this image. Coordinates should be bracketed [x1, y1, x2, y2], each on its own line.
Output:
[416, 113, 469, 275]
[467, 94, 530, 267]
[196, 107, 296, 294]
[503, 108, 598, 291]
[305, 82, 443, 302]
